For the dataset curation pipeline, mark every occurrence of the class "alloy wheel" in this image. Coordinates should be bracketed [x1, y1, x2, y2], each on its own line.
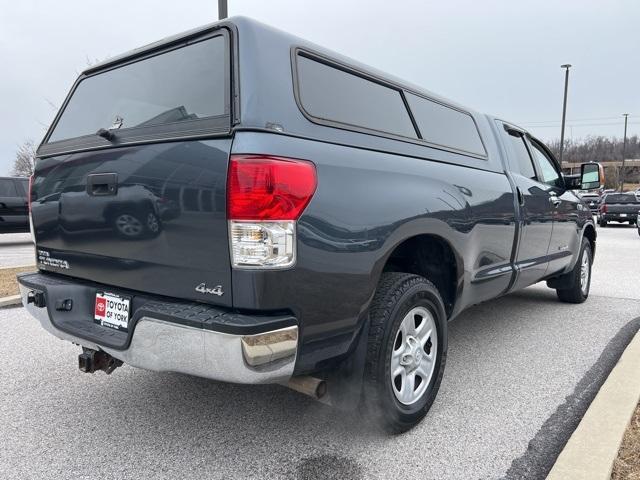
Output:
[390, 306, 438, 405]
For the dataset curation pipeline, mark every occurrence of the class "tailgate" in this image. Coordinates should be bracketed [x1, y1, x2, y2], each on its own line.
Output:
[32, 140, 233, 306]
[606, 203, 640, 214]
[32, 28, 234, 306]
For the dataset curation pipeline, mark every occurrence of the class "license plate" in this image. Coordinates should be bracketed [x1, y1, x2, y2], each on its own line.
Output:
[94, 292, 130, 331]
[620, 213, 627, 217]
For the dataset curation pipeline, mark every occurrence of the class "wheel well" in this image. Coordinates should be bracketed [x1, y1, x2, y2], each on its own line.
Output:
[583, 224, 596, 258]
[382, 235, 458, 316]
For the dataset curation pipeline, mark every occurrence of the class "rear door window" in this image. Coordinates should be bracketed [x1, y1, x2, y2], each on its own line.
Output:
[14, 179, 29, 196]
[43, 33, 230, 153]
[296, 54, 417, 138]
[405, 93, 485, 156]
[504, 130, 536, 179]
[0, 179, 18, 197]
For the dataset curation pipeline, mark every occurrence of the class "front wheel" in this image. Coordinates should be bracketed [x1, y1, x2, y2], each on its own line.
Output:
[556, 238, 592, 303]
[361, 272, 447, 433]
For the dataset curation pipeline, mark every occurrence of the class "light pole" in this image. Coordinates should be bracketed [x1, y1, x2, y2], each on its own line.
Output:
[218, 0, 228, 20]
[619, 113, 629, 191]
[559, 64, 572, 166]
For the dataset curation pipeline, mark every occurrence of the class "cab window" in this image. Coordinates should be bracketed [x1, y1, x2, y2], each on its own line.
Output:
[528, 139, 561, 187]
[504, 130, 536, 179]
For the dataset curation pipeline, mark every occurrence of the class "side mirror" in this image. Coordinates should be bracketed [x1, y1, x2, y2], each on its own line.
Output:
[580, 163, 602, 190]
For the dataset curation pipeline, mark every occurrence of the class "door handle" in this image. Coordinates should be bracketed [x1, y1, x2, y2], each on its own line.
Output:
[86, 173, 118, 196]
[549, 195, 561, 208]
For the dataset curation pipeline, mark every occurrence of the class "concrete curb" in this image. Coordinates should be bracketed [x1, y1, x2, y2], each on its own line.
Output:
[0, 295, 22, 308]
[546, 330, 640, 480]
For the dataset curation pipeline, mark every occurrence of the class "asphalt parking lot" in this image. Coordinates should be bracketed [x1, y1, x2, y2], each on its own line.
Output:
[1, 225, 639, 480]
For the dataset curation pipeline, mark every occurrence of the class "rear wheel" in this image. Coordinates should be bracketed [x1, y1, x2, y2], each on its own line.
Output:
[556, 238, 592, 303]
[599, 219, 607, 227]
[361, 272, 447, 433]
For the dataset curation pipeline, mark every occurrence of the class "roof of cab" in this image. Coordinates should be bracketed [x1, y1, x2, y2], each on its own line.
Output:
[83, 16, 484, 120]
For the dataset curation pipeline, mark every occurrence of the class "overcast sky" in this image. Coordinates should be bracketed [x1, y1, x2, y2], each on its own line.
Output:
[1, 0, 638, 174]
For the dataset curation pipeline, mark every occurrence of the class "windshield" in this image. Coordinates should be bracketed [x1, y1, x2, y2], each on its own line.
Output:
[48, 35, 227, 143]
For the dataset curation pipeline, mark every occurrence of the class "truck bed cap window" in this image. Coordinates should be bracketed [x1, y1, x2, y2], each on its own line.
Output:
[46, 35, 228, 145]
[404, 93, 485, 156]
[296, 54, 417, 139]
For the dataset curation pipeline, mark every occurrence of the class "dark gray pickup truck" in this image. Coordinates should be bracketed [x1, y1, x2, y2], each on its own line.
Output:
[19, 17, 601, 432]
[598, 192, 639, 226]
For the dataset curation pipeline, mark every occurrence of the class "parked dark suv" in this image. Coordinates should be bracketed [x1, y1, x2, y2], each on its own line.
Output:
[19, 17, 600, 432]
[0, 176, 29, 233]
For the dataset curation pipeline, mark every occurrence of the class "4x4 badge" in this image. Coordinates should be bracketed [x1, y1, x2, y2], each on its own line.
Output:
[195, 283, 224, 296]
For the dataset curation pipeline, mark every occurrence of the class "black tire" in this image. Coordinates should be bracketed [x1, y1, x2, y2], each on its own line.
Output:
[556, 238, 592, 303]
[599, 219, 607, 227]
[361, 272, 447, 433]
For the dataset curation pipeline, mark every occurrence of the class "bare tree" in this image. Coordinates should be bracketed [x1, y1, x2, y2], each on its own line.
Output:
[547, 135, 640, 163]
[12, 140, 37, 177]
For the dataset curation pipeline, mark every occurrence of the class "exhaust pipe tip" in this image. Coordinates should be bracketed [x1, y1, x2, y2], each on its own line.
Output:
[287, 375, 327, 400]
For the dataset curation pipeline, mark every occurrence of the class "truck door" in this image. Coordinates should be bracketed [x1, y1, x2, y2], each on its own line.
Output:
[499, 125, 554, 290]
[526, 136, 578, 275]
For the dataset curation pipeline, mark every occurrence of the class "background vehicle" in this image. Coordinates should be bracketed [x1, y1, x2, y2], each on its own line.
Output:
[579, 191, 600, 215]
[18, 17, 599, 433]
[598, 192, 639, 227]
[0, 176, 29, 233]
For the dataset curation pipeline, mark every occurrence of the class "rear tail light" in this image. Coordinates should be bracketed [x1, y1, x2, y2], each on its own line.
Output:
[601, 204, 608, 213]
[227, 155, 317, 269]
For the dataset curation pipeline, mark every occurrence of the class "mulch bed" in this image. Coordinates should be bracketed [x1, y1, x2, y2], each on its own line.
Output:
[612, 402, 640, 479]
[0, 266, 34, 297]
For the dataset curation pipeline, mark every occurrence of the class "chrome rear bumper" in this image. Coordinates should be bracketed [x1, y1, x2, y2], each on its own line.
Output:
[19, 284, 297, 384]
